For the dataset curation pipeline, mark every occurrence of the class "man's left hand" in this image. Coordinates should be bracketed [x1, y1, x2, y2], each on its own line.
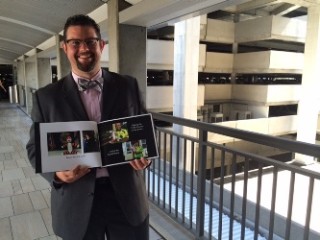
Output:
[130, 158, 151, 170]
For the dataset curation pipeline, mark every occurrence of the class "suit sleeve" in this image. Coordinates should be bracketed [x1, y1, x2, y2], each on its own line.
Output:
[26, 91, 54, 183]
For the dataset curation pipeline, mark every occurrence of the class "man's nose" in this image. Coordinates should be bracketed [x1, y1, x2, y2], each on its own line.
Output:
[79, 42, 90, 50]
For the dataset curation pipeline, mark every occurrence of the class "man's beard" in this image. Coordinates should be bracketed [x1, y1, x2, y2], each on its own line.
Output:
[75, 53, 96, 72]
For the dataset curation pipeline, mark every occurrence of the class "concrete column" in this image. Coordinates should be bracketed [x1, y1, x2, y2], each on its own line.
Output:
[25, 50, 39, 115]
[231, 13, 239, 84]
[231, 43, 238, 84]
[173, 16, 201, 171]
[34, 53, 39, 90]
[37, 58, 51, 88]
[12, 63, 17, 84]
[107, 0, 147, 105]
[295, 6, 320, 164]
[55, 34, 70, 79]
[20, 56, 27, 108]
[107, 0, 120, 73]
[118, 24, 147, 104]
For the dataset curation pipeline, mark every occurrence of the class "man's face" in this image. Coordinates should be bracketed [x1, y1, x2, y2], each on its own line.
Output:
[63, 25, 105, 76]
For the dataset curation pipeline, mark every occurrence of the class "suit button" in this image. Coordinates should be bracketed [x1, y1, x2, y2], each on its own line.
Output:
[88, 192, 94, 196]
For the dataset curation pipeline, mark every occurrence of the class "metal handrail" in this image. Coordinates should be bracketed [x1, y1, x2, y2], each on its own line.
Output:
[148, 112, 320, 240]
[151, 112, 320, 158]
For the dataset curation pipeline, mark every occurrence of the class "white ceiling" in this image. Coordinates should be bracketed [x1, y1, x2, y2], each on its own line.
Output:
[0, 0, 315, 64]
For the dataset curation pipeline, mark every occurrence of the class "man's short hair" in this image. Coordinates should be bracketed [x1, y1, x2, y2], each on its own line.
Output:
[63, 14, 101, 41]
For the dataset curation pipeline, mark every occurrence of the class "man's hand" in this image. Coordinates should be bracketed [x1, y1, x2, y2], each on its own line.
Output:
[129, 158, 151, 170]
[55, 165, 91, 183]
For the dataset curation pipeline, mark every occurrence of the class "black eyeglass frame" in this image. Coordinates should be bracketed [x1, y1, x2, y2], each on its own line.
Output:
[65, 38, 101, 48]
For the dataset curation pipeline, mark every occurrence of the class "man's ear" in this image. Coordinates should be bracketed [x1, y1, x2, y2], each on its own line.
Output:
[99, 39, 106, 51]
[61, 42, 67, 54]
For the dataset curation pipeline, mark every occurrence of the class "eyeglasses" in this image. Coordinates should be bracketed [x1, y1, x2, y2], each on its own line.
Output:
[65, 38, 100, 49]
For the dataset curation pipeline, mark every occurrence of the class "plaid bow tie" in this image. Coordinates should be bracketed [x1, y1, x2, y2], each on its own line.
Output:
[77, 77, 103, 92]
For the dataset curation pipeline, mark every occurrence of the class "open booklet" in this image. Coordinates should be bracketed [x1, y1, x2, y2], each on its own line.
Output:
[35, 113, 159, 173]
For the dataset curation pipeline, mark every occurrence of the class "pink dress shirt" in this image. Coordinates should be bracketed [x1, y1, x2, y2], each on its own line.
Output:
[72, 70, 109, 177]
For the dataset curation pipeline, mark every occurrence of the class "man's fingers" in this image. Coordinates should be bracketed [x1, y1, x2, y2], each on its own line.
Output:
[72, 165, 82, 176]
[73, 165, 90, 178]
[129, 158, 151, 170]
[56, 165, 90, 183]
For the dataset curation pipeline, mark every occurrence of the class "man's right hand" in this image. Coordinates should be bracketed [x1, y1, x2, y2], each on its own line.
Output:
[55, 165, 91, 183]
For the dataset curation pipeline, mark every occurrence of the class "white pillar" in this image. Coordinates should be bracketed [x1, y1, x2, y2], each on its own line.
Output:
[173, 16, 201, 170]
[173, 16, 200, 123]
[295, 6, 320, 164]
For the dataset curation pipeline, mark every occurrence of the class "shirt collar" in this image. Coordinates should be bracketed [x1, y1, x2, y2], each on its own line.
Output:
[72, 69, 103, 84]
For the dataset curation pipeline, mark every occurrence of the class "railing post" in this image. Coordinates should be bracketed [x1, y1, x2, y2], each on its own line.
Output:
[196, 129, 207, 239]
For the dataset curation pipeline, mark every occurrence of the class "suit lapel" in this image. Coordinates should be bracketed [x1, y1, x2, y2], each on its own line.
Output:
[101, 70, 119, 121]
[61, 70, 120, 122]
[62, 74, 89, 121]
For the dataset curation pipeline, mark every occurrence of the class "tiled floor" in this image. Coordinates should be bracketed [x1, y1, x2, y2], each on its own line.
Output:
[0, 101, 164, 240]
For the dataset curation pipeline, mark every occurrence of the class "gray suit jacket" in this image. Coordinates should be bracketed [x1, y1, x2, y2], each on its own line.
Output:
[26, 70, 149, 240]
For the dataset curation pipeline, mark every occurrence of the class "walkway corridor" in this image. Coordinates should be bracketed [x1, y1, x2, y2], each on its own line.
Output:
[0, 101, 163, 240]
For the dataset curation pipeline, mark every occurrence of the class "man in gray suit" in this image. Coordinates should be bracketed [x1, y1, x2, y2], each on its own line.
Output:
[26, 14, 151, 240]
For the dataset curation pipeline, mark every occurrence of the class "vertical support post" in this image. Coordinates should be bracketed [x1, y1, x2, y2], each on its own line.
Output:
[118, 24, 147, 103]
[295, 6, 320, 164]
[173, 16, 200, 171]
[107, 0, 120, 73]
[196, 129, 207, 238]
[56, 34, 69, 79]
[106, 0, 147, 104]
[22, 56, 27, 109]
[231, 13, 239, 84]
